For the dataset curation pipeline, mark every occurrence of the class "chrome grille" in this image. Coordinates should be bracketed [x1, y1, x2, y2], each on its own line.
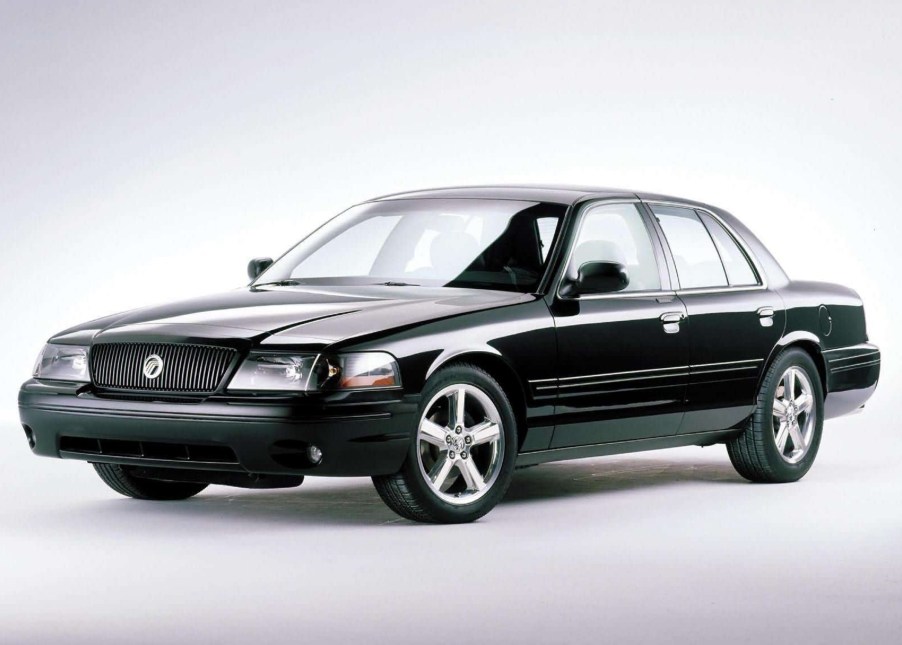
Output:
[90, 343, 237, 393]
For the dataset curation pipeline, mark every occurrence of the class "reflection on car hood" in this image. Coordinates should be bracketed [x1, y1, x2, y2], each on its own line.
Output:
[50, 285, 532, 346]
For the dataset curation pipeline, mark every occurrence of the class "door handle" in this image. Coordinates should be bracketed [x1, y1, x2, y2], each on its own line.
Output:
[660, 311, 685, 334]
[757, 306, 775, 328]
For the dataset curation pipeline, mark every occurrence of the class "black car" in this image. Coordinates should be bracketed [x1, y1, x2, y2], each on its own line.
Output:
[19, 186, 881, 523]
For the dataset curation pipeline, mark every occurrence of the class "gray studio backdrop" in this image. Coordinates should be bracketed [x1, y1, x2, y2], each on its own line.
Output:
[2, 3, 902, 644]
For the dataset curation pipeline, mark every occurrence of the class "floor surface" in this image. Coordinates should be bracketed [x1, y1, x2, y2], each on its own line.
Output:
[1, 412, 900, 644]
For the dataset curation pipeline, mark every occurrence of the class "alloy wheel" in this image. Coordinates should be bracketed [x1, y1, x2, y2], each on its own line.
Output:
[416, 384, 505, 505]
[772, 366, 816, 464]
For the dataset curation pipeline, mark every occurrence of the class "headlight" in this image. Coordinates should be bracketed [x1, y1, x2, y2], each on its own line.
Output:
[33, 344, 91, 382]
[228, 354, 318, 391]
[313, 352, 402, 390]
[228, 351, 400, 392]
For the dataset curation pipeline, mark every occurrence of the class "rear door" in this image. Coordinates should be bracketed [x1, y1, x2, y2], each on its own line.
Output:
[546, 200, 689, 448]
[646, 203, 784, 434]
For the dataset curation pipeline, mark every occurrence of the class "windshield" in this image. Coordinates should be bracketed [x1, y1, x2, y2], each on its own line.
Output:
[255, 198, 566, 293]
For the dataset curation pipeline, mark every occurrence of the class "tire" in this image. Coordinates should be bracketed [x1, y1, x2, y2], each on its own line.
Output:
[727, 348, 824, 483]
[373, 364, 518, 523]
[92, 463, 208, 500]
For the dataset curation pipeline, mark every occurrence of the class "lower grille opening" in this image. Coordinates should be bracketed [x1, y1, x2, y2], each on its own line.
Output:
[60, 436, 238, 464]
[60, 436, 101, 453]
[101, 438, 144, 457]
[143, 441, 189, 461]
[188, 444, 238, 462]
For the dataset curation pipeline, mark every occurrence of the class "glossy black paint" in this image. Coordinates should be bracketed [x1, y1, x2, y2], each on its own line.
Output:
[546, 293, 688, 446]
[247, 257, 273, 281]
[19, 186, 881, 480]
[561, 261, 630, 296]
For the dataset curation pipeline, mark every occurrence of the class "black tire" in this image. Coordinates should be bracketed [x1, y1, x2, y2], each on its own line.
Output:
[727, 348, 824, 483]
[92, 463, 208, 500]
[373, 364, 518, 523]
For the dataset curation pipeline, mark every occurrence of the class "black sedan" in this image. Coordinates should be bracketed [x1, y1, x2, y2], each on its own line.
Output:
[19, 186, 881, 523]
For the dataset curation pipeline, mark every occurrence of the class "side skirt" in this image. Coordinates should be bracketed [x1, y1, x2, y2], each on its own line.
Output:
[515, 429, 741, 467]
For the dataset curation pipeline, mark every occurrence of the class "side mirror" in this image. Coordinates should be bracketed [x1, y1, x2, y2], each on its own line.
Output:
[247, 257, 274, 281]
[562, 261, 629, 296]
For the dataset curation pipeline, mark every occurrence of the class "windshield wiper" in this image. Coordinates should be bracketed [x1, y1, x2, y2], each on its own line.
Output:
[253, 279, 306, 288]
[373, 281, 420, 287]
[256, 279, 420, 288]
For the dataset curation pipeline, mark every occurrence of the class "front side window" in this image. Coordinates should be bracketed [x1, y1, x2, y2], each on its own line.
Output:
[652, 205, 728, 289]
[566, 202, 661, 292]
[257, 199, 565, 293]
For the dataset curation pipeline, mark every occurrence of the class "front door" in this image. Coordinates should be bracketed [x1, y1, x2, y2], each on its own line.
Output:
[547, 201, 689, 448]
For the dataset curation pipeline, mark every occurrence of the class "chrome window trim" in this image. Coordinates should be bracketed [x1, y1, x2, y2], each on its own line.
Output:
[643, 200, 769, 293]
[553, 198, 770, 302]
[554, 198, 672, 302]
[676, 284, 767, 296]
[559, 289, 678, 302]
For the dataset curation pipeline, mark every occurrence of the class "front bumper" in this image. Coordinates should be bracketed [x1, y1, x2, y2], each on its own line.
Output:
[18, 380, 418, 477]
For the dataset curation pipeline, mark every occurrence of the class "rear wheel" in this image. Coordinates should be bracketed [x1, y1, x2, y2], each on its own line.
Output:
[727, 348, 824, 483]
[373, 364, 518, 523]
[92, 463, 208, 500]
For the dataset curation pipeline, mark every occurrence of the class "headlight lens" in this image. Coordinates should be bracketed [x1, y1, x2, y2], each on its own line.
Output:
[228, 354, 319, 391]
[312, 352, 401, 390]
[228, 351, 400, 392]
[33, 344, 91, 382]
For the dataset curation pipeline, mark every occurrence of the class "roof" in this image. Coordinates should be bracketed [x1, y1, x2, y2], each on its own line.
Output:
[369, 185, 725, 212]
[369, 184, 637, 205]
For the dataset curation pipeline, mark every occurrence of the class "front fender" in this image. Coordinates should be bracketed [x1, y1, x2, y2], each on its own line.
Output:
[424, 346, 507, 380]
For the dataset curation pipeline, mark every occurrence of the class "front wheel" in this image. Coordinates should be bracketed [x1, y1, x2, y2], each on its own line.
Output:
[373, 364, 518, 523]
[93, 463, 208, 500]
[727, 348, 824, 483]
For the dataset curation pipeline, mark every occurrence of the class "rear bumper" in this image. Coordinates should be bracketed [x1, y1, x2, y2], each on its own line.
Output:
[18, 380, 418, 477]
[824, 342, 881, 419]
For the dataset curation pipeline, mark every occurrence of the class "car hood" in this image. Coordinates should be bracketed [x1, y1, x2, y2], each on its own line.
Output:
[50, 285, 534, 348]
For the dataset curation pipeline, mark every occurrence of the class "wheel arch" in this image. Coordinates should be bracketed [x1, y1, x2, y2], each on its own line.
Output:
[762, 331, 828, 394]
[425, 349, 529, 450]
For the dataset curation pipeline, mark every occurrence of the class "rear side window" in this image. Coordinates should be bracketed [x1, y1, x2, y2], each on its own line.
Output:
[698, 212, 759, 286]
[652, 205, 727, 289]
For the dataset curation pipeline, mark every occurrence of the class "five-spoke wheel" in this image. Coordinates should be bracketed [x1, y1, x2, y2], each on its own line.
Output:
[372, 364, 518, 523]
[417, 384, 504, 505]
[728, 348, 824, 483]
[771, 366, 816, 464]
